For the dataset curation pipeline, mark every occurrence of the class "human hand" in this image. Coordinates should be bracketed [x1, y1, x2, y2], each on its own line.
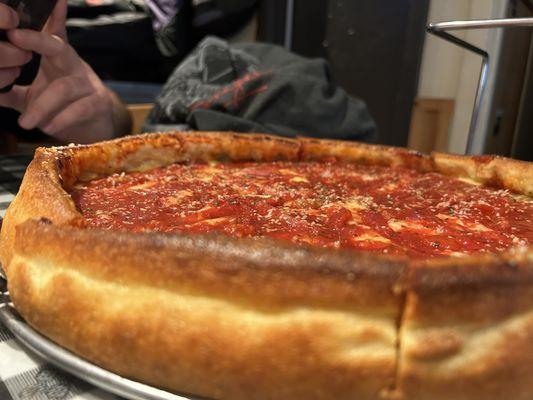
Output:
[0, 0, 131, 143]
[0, 2, 31, 89]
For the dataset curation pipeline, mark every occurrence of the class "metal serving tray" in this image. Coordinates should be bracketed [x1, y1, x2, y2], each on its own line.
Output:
[0, 270, 198, 400]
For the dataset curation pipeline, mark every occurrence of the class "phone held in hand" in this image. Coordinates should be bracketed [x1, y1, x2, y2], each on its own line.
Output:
[0, 0, 59, 93]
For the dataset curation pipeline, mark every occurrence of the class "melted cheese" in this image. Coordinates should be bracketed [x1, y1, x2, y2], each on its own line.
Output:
[388, 219, 436, 235]
[437, 214, 492, 232]
[343, 196, 375, 212]
[352, 233, 391, 244]
[128, 181, 157, 190]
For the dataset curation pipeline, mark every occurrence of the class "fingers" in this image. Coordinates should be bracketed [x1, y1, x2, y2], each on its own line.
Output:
[0, 3, 19, 30]
[19, 76, 93, 130]
[0, 40, 32, 68]
[41, 93, 110, 137]
[45, 0, 68, 38]
[7, 29, 66, 58]
[0, 67, 20, 87]
[0, 86, 28, 112]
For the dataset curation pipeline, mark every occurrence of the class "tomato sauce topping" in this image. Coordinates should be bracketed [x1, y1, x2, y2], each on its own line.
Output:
[69, 161, 533, 259]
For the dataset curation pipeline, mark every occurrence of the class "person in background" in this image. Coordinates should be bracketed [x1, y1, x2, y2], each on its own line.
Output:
[66, 0, 258, 82]
[0, 0, 131, 143]
[0, 0, 376, 145]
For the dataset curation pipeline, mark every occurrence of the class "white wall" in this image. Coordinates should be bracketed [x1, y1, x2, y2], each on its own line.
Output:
[418, 1, 471, 99]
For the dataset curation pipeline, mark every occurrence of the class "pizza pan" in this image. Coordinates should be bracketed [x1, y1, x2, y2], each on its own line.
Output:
[0, 272, 198, 400]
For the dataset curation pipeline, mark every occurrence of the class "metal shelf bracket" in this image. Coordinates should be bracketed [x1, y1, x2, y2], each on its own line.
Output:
[427, 17, 533, 154]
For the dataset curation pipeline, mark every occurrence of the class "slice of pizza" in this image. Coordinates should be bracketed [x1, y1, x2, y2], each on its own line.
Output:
[0, 131, 532, 400]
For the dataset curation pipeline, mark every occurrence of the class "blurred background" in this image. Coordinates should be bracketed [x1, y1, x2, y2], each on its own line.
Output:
[1, 0, 532, 160]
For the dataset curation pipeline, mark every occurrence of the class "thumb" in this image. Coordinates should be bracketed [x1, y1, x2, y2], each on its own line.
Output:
[0, 86, 28, 113]
[45, 0, 68, 39]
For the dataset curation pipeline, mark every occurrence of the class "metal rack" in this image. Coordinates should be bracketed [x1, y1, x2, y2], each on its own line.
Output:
[427, 17, 533, 154]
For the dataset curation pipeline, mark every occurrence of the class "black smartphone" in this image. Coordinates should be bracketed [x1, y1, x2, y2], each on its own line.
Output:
[0, 0, 59, 93]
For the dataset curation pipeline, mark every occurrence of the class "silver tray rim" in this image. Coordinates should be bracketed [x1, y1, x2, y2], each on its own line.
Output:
[0, 274, 197, 400]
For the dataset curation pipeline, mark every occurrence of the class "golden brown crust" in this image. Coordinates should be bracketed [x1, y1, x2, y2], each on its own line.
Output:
[10, 220, 403, 400]
[16, 220, 406, 308]
[299, 137, 435, 171]
[1, 131, 532, 400]
[0, 149, 80, 269]
[398, 283, 533, 400]
[432, 152, 533, 196]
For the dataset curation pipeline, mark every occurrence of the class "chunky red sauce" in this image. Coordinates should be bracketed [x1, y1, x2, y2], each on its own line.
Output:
[70, 161, 533, 259]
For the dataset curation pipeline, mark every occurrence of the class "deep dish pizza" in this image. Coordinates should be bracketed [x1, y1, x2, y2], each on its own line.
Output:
[1, 131, 532, 400]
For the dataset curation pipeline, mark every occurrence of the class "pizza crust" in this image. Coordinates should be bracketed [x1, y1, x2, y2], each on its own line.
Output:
[432, 152, 533, 196]
[8, 220, 404, 400]
[1, 131, 532, 399]
[396, 250, 533, 400]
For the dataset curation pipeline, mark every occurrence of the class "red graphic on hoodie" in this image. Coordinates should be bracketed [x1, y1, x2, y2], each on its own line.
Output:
[190, 70, 271, 113]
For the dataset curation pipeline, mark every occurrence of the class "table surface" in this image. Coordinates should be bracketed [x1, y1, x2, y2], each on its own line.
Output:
[0, 155, 122, 400]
